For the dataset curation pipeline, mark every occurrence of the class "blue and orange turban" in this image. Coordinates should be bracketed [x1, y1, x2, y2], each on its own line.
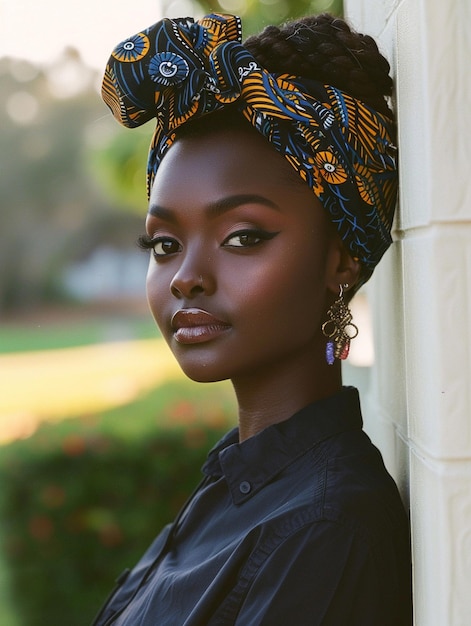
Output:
[102, 13, 398, 275]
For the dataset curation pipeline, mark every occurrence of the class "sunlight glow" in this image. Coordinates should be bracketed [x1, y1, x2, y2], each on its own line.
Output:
[6, 91, 39, 124]
[0, 0, 163, 71]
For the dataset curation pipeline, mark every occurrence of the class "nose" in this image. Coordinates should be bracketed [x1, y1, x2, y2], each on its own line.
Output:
[170, 251, 214, 299]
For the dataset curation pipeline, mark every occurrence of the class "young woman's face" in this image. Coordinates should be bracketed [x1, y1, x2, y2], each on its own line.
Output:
[145, 126, 338, 383]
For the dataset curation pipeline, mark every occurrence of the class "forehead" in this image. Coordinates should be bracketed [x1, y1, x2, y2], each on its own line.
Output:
[150, 125, 311, 205]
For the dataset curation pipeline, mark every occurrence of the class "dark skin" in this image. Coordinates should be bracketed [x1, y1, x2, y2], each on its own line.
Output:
[144, 126, 360, 441]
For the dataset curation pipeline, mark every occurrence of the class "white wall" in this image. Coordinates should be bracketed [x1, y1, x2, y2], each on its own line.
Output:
[344, 1, 471, 624]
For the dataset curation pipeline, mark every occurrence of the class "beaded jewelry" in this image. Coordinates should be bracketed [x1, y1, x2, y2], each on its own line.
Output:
[322, 284, 359, 365]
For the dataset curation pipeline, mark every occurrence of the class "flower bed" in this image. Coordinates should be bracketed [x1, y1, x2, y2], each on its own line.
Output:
[0, 380, 235, 625]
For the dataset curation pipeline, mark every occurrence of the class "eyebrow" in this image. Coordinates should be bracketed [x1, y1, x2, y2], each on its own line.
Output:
[148, 194, 281, 221]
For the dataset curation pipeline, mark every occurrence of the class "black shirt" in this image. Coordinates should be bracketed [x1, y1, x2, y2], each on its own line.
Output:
[93, 387, 412, 625]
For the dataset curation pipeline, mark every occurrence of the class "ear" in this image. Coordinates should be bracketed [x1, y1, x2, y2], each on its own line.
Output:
[325, 233, 362, 295]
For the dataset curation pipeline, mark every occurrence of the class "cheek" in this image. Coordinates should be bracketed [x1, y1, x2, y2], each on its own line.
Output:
[232, 242, 328, 330]
[276, 235, 327, 296]
[145, 263, 170, 328]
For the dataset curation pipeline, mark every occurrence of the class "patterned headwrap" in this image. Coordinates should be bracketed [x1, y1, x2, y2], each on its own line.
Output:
[102, 13, 398, 273]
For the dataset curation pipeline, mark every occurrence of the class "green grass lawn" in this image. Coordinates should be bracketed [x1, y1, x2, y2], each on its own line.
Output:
[0, 314, 159, 354]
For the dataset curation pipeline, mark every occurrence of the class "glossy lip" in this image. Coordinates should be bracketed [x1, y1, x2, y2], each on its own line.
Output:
[171, 308, 231, 344]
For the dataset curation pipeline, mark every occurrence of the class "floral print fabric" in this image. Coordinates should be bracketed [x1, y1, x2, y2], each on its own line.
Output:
[102, 13, 398, 272]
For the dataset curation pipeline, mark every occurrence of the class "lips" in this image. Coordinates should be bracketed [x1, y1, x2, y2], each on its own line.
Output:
[171, 308, 231, 344]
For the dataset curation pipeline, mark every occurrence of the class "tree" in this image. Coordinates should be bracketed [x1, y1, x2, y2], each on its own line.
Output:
[168, 0, 343, 36]
[0, 53, 144, 312]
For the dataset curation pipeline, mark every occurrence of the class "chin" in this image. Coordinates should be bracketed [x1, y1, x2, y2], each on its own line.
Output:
[177, 361, 229, 384]
[183, 371, 228, 384]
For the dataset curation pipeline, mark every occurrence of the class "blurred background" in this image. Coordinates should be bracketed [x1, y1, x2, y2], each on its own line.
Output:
[0, 1, 362, 624]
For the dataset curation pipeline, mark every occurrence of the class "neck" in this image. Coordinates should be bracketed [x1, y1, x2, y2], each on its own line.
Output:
[232, 352, 342, 442]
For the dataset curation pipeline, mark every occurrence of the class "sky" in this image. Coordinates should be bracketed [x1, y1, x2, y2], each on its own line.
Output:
[0, 0, 197, 71]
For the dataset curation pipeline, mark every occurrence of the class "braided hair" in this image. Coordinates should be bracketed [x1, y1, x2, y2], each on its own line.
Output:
[244, 14, 393, 118]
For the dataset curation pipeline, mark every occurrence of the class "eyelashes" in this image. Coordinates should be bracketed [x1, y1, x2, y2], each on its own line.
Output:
[138, 234, 181, 257]
[222, 229, 278, 248]
[137, 228, 279, 258]
[137, 233, 154, 250]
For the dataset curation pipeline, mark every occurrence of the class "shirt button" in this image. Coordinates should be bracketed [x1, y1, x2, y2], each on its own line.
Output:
[239, 481, 251, 494]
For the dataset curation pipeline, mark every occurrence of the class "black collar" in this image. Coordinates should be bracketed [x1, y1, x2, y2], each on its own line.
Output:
[202, 387, 363, 504]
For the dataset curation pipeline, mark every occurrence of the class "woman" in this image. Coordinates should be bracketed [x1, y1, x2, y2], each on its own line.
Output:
[94, 12, 412, 625]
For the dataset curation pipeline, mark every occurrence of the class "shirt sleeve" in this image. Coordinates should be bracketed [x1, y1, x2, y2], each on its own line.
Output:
[234, 517, 412, 626]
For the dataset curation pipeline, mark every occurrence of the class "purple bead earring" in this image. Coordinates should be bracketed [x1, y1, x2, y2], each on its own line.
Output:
[321, 284, 359, 365]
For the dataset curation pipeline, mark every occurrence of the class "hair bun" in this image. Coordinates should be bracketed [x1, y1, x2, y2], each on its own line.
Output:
[244, 13, 393, 117]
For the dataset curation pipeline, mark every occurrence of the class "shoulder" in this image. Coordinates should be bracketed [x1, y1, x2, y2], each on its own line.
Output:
[234, 439, 412, 624]
[234, 483, 412, 625]
[260, 426, 409, 562]
[320, 431, 409, 545]
[254, 428, 409, 563]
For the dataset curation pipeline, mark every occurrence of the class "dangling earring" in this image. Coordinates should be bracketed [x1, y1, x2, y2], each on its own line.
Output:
[322, 284, 359, 365]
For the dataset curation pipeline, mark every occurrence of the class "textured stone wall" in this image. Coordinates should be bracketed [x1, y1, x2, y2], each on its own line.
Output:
[344, 1, 471, 624]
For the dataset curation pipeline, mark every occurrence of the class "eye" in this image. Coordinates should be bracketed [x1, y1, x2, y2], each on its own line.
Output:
[223, 229, 278, 248]
[152, 237, 181, 257]
[138, 234, 181, 257]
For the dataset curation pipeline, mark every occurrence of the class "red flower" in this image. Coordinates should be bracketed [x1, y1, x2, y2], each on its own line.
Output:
[62, 434, 86, 457]
[29, 515, 54, 542]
